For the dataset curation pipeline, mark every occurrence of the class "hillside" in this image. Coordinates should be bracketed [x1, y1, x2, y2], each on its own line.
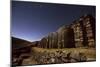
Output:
[12, 37, 33, 49]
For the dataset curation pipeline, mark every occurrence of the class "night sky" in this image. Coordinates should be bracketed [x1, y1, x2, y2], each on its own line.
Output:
[11, 1, 96, 42]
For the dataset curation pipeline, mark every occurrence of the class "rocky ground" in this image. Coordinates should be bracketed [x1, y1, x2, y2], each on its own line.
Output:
[12, 47, 96, 66]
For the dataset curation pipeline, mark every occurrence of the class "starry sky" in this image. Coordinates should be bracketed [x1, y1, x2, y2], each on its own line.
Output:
[11, 1, 96, 42]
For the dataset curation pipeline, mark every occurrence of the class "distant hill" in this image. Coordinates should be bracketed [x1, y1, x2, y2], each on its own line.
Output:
[12, 37, 33, 49]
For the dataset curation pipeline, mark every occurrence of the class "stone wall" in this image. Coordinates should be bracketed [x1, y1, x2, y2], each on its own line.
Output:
[37, 14, 95, 48]
[71, 15, 95, 48]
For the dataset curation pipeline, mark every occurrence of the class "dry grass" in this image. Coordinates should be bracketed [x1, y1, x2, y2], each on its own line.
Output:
[32, 47, 96, 59]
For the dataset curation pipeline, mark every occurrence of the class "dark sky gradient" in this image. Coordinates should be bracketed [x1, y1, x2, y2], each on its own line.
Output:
[11, 1, 96, 42]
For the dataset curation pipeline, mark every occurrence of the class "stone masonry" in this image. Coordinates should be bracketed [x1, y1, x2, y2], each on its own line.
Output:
[36, 14, 95, 48]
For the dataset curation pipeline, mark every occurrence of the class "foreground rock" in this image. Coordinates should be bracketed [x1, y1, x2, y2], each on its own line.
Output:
[12, 47, 96, 66]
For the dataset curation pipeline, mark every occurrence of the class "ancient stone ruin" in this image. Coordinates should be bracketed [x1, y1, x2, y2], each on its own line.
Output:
[35, 14, 95, 48]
